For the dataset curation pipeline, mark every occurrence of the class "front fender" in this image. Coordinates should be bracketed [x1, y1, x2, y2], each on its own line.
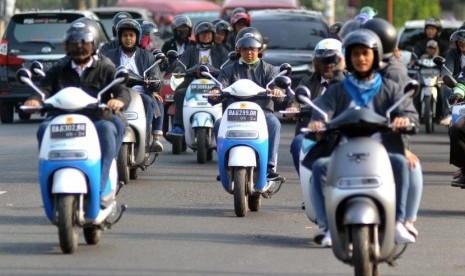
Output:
[52, 168, 88, 194]
[228, 146, 256, 167]
[421, 86, 438, 101]
[191, 112, 215, 128]
[343, 197, 380, 225]
[122, 126, 136, 143]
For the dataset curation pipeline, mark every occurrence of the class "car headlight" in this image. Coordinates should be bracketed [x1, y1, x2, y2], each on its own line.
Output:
[48, 150, 88, 160]
[226, 130, 259, 139]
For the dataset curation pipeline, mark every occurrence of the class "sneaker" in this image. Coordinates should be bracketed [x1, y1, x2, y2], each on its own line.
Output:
[395, 221, 416, 244]
[404, 221, 418, 238]
[451, 175, 465, 187]
[150, 139, 163, 153]
[267, 168, 282, 181]
[167, 126, 184, 136]
[314, 228, 332, 247]
[440, 115, 452, 126]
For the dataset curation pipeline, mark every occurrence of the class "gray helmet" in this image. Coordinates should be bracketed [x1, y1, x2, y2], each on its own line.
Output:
[342, 29, 383, 72]
[450, 29, 465, 48]
[112, 12, 133, 37]
[71, 17, 102, 52]
[116, 18, 142, 45]
[65, 20, 98, 52]
[171, 15, 193, 37]
[425, 17, 442, 35]
[141, 21, 159, 37]
[215, 20, 233, 33]
[235, 27, 263, 45]
[338, 19, 363, 41]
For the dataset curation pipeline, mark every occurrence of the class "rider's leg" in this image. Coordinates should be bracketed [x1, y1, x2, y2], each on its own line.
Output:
[264, 112, 282, 180]
[151, 99, 164, 152]
[139, 93, 155, 151]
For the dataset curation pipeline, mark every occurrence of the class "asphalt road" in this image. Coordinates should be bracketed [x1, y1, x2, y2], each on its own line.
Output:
[0, 115, 464, 276]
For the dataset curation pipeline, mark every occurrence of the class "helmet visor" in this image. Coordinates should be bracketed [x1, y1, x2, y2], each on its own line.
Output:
[66, 32, 94, 43]
[236, 37, 261, 49]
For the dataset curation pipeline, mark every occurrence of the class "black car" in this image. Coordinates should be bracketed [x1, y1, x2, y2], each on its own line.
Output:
[250, 9, 329, 89]
[0, 10, 107, 124]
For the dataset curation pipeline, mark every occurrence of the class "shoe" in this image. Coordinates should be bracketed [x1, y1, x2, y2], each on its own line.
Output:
[167, 126, 184, 136]
[404, 221, 418, 238]
[314, 228, 332, 247]
[451, 175, 465, 187]
[440, 115, 452, 126]
[150, 139, 163, 153]
[395, 221, 416, 244]
[267, 168, 282, 181]
[100, 194, 115, 209]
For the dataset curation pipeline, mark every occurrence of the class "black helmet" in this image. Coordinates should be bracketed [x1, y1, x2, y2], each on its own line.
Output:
[194, 21, 215, 47]
[65, 20, 98, 50]
[329, 22, 343, 35]
[425, 17, 442, 35]
[363, 18, 397, 59]
[235, 27, 263, 45]
[171, 15, 193, 34]
[450, 29, 465, 48]
[215, 20, 233, 33]
[338, 19, 363, 41]
[72, 17, 102, 52]
[116, 18, 141, 45]
[141, 21, 159, 37]
[342, 29, 383, 72]
[112, 12, 133, 37]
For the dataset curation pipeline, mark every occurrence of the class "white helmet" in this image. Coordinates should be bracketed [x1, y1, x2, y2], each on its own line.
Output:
[314, 38, 342, 64]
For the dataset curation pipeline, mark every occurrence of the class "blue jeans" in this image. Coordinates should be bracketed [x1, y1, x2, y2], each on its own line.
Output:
[406, 162, 423, 221]
[214, 111, 281, 168]
[152, 98, 164, 134]
[290, 133, 304, 175]
[139, 93, 155, 146]
[310, 153, 410, 228]
[37, 115, 125, 193]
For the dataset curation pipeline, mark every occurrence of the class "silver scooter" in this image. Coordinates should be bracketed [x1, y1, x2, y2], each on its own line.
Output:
[295, 80, 419, 276]
[116, 52, 165, 184]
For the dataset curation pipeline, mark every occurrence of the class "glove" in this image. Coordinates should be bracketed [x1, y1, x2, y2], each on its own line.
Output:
[449, 93, 464, 105]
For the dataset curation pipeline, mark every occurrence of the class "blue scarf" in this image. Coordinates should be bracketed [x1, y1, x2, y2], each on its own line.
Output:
[343, 73, 382, 107]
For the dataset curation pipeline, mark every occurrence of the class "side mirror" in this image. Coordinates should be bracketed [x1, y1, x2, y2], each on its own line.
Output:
[30, 61, 45, 77]
[274, 76, 292, 90]
[16, 68, 32, 84]
[167, 50, 179, 60]
[404, 79, 420, 98]
[228, 51, 238, 61]
[279, 63, 292, 76]
[433, 55, 446, 67]
[152, 49, 163, 56]
[198, 64, 210, 77]
[443, 74, 458, 89]
[154, 52, 166, 62]
[294, 86, 311, 104]
[114, 67, 129, 83]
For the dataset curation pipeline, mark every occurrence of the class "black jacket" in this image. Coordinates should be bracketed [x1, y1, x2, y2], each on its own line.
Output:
[444, 48, 464, 78]
[414, 37, 449, 58]
[104, 47, 163, 94]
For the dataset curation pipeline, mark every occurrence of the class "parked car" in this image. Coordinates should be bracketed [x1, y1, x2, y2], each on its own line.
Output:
[250, 9, 328, 89]
[90, 6, 154, 39]
[0, 10, 106, 123]
[220, 0, 301, 22]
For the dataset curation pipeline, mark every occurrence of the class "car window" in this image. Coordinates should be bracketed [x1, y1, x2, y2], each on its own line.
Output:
[179, 11, 220, 27]
[252, 18, 328, 50]
[399, 27, 458, 51]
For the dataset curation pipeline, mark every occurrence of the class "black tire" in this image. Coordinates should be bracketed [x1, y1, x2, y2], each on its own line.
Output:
[352, 225, 372, 276]
[83, 226, 101, 245]
[423, 95, 432, 133]
[196, 128, 207, 164]
[130, 167, 139, 180]
[57, 195, 79, 254]
[171, 136, 183, 155]
[0, 103, 14, 124]
[18, 108, 31, 121]
[248, 194, 261, 212]
[233, 168, 248, 217]
[117, 144, 130, 184]
[207, 149, 213, 161]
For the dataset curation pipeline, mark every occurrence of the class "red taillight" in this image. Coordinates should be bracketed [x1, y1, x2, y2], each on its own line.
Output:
[0, 38, 24, 66]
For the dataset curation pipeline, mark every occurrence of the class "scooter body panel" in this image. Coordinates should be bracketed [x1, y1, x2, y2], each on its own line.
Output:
[217, 101, 269, 193]
[299, 137, 317, 223]
[123, 90, 147, 165]
[325, 137, 397, 262]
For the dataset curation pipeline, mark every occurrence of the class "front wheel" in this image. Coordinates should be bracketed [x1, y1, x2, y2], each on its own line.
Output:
[352, 225, 373, 276]
[233, 168, 248, 217]
[423, 95, 433, 133]
[57, 195, 79, 254]
[83, 226, 101, 245]
[196, 128, 207, 164]
[117, 144, 130, 184]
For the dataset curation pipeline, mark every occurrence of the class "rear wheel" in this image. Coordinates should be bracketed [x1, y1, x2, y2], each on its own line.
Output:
[117, 144, 130, 184]
[423, 95, 433, 133]
[196, 128, 207, 164]
[352, 225, 372, 276]
[233, 168, 248, 217]
[83, 226, 101, 245]
[57, 195, 79, 254]
[171, 136, 183, 155]
[0, 103, 14, 124]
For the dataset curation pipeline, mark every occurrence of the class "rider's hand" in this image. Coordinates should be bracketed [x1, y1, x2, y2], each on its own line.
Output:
[284, 106, 298, 120]
[405, 149, 419, 170]
[307, 120, 325, 141]
[153, 92, 163, 102]
[107, 99, 125, 111]
[392, 116, 410, 131]
[449, 93, 464, 105]
[268, 88, 285, 97]
[23, 99, 42, 113]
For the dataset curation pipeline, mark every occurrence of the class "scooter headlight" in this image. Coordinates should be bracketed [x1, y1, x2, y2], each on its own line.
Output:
[48, 150, 88, 160]
[337, 177, 381, 189]
[123, 111, 138, 120]
[225, 130, 259, 139]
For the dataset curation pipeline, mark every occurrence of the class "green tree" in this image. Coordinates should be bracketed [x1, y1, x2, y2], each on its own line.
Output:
[360, 0, 440, 28]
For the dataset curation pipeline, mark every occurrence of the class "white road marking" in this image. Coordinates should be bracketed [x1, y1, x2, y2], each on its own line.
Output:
[0, 191, 7, 195]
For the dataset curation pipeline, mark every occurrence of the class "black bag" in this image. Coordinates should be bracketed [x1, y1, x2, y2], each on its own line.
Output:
[301, 132, 341, 170]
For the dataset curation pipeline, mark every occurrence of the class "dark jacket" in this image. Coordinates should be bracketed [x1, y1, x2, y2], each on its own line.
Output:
[311, 77, 419, 154]
[30, 55, 130, 108]
[217, 59, 280, 113]
[105, 47, 163, 94]
[99, 40, 119, 57]
[444, 48, 463, 78]
[414, 37, 449, 58]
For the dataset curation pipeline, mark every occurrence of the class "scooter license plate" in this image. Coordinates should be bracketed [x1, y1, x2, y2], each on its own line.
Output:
[50, 123, 86, 139]
[227, 109, 257, 121]
[190, 83, 216, 94]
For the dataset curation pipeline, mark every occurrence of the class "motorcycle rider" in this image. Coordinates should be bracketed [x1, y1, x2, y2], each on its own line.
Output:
[167, 21, 229, 136]
[105, 18, 164, 153]
[140, 21, 161, 52]
[225, 12, 251, 53]
[307, 29, 419, 247]
[286, 38, 345, 174]
[23, 20, 131, 208]
[211, 27, 286, 181]
[413, 17, 449, 58]
[161, 15, 196, 57]
[99, 11, 133, 57]
[214, 20, 234, 52]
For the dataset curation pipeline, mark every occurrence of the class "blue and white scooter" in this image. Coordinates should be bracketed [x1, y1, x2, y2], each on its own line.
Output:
[17, 63, 128, 254]
[201, 64, 291, 217]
